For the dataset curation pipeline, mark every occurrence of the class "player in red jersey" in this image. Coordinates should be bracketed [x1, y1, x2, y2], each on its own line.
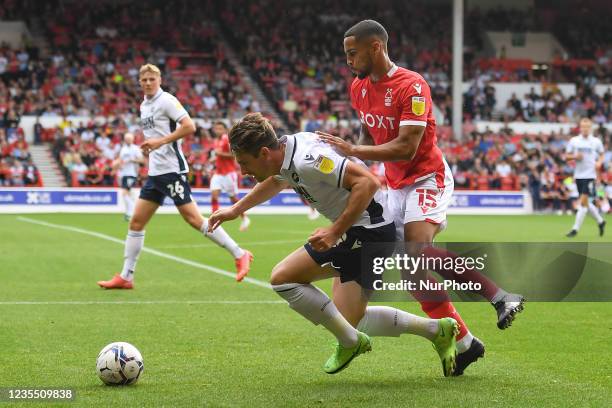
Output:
[319, 20, 523, 375]
[210, 122, 250, 231]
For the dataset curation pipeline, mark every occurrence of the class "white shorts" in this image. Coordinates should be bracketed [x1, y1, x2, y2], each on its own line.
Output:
[386, 160, 454, 240]
[210, 172, 238, 196]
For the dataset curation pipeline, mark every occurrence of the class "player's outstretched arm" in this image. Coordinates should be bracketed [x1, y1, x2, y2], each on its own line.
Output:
[316, 131, 355, 157]
[308, 161, 380, 251]
[317, 125, 423, 162]
[354, 124, 424, 161]
[208, 176, 289, 232]
[207, 208, 239, 232]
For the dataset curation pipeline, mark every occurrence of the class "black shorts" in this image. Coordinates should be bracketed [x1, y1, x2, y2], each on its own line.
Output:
[121, 176, 138, 190]
[305, 222, 396, 290]
[575, 179, 596, 197]
[139, 172, 192, 206]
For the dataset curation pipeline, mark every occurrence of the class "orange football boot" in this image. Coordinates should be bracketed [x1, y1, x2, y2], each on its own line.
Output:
[97, 274, 133, 289]
[235, 250, 254, 282]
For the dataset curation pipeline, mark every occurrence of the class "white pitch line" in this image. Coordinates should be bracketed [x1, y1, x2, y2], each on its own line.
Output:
[0, 300, 284, 305]
[17, 216, 271, 289]
[154, 239, 303, 249]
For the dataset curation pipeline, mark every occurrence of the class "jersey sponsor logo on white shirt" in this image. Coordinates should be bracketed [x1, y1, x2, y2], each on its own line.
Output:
[293, 184, 316, 203]
[141, 116, 155, 130]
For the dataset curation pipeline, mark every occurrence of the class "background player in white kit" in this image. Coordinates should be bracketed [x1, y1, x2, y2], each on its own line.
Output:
[565, 117, 606, 237]
[97, 64, 253, 289]
[113, 132, 143, 221]
[209, 113, 459, 376]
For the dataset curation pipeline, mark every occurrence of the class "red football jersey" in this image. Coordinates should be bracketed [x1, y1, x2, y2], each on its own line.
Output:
[350, 64, 445, 189]
[214, 134, 237, 175]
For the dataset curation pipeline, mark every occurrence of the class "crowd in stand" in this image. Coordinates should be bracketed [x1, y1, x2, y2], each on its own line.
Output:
[48, 118, 130, 187]
[41, 112, 612, 214]
[465, 83, 611, 124]
[442, 124, 612, 212]
[219, 0, 456, 128]
[0, 0, 263, 188]
[0, 0, 610, 209]
[0, 0, 608, 129]
[218, 0, 611, 126]
[0, 110, 39, 186]
[46, 118, 242, 189]
[0, 0, 260, 121]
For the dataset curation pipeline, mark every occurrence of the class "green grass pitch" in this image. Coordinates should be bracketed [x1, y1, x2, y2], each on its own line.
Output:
[0, 213, 610, 407]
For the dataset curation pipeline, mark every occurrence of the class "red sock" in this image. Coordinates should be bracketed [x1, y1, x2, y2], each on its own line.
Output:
[420, 300, 470, 340]
[211, 197, 219, 213]
[423, 246, 499, 301]
[410, 273, 470, 340]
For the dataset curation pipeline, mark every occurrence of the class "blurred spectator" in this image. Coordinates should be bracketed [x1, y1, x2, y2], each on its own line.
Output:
[71, 155, 89, 185]
[8, 158, 24, 186]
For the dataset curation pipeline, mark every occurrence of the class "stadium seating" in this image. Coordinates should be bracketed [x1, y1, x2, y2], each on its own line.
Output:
[218, 0, 611, 126]
[0, 125, 40, 186]
[0, 0, 609, 207]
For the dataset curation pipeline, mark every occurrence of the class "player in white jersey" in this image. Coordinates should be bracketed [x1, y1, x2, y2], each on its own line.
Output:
[208, 113, 459, 376]
[97, 64, 253, 289]
[113, 132, 143, 221]
[565, 117, 606, 237]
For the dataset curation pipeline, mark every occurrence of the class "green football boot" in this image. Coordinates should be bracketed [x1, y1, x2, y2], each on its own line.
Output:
[432, 317, 459, 377]
[323, 332, 372, 374]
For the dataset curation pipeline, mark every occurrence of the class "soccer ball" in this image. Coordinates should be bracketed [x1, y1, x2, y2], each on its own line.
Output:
[96, 342, 144, 385]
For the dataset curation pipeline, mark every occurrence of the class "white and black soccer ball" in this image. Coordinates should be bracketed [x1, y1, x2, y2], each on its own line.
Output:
[96, 342, 144, 385]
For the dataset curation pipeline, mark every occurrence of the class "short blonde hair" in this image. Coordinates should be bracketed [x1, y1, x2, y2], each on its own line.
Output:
[139, 63, 161, 77]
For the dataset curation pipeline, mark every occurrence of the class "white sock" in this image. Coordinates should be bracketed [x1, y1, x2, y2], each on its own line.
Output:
[200, 219, 244, 259]
[356, 306, 439, 340]
[587, 202, 604, 224]
[572, 206, 588, 231]
[456, 331, 474, 353]
[124, 194, 134, 217]
[273, 283, 359, 347]
[120, 230, 145, 281]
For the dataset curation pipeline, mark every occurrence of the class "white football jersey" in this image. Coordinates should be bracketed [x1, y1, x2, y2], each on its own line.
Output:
[276, 132, 391, 228]
[565, 134, 604, 179]
[118, 144, 142, 178]
[140, 88, 189, 176]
